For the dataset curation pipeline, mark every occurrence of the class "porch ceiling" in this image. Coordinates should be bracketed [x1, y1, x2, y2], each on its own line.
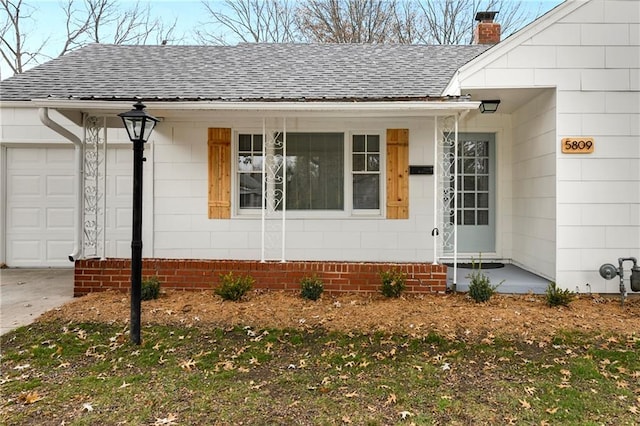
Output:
[464, 87, 551, 114]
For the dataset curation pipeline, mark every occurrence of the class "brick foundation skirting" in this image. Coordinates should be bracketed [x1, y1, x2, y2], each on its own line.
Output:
[74, 258, 448, 297]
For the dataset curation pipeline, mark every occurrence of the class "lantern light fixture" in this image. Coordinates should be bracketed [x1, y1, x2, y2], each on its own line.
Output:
[479, 99, 501, 114]
[118, 101, 158, 142]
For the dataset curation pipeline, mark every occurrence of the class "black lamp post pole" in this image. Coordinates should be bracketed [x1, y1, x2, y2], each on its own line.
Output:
[130, 137, 144, 345]
[119, 101, 157, 345]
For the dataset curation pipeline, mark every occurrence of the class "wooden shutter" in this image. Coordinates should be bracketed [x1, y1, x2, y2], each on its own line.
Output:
[386, 129, 409, 219]
[208, 128, 232, 219]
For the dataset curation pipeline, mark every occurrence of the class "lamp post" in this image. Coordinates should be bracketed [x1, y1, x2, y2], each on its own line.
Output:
[118, 101, 158, 344]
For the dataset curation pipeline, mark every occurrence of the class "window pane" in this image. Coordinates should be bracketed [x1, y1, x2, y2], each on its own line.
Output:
[367, 154, 380, 171]
[464, 210, 475, 225]
[477, 158, 489, 174]
[463, 159, 476, 174]
[464, 176, 475, 191]
[239, 134, 252, 152]
[464, 193, 475, 208]
[353, 135, 365, 152]
[476, 141, 488, 157]
[286, 133, 344, 210]
[477, 192, 488, 208]
[238, 155, 263, 172]
[477, 176, 489, 191]
[367, 135, 380, 152]
[477, 210, 489, 225]
[239, 173, 262, 208]
[353, 154, 365, 171]
[254, 135, 263, 152]
[353, 175, 379, 209]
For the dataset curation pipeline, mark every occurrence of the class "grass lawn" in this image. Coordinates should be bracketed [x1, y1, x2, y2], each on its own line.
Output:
[1, 320, 639, 425]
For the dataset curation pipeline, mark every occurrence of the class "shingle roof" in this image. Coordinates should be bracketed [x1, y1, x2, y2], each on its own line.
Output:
[0, 43, 490, 102]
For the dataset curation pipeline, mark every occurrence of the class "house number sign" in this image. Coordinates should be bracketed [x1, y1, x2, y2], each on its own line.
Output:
[561, 137, 594, 154]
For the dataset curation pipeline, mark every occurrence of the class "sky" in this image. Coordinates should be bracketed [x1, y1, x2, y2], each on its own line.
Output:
[1, 0, 564, 79]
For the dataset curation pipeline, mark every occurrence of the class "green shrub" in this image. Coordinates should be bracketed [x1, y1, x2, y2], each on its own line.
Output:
[300, 275, 324, 301]
[545, 282, 574, 307]
[467, 261, 500, 303]
[215, 272, 254, 301]
[379, 269, 407, 298]
[141, 276, 161, 301]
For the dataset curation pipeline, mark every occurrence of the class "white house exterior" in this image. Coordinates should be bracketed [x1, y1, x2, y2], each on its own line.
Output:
[1, 0, 638, 295]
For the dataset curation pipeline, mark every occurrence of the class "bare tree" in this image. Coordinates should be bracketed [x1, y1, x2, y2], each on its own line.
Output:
[297, 0, 397, 43]
[417, 0, 535, 45]
[388, 0, 424, 44]
[1, 0, 180, 77]
[197, 0, 299, 44]
[0, 0, 46, 76]
[83, 0, 178, 45]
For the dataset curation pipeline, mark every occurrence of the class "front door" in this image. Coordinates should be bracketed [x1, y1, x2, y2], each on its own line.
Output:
[455, 133, 496, 254]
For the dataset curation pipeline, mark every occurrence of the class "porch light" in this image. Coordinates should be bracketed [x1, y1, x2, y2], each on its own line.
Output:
[119, 101, 158, 142]
[118, 101, 158, 345]
[479, 100, 501, 114]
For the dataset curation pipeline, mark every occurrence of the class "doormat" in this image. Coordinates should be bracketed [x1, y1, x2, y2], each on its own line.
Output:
[445, 262, 505, 270]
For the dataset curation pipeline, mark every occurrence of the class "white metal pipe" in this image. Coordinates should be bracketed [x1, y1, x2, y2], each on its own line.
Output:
[101, 117, 107, 260]
[281, 118, 287, 263]
[39, 107, 83, 262]
[261, 118, 266, 262]
[432, 116, 438, 265]
[453, 115, 459, 287]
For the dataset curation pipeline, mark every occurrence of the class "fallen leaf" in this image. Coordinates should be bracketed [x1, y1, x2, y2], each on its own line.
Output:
[386, 393, 397, 405]
[399, 410, 413, 420]
[119, 381, 131, 389]
[179, 359, 197, 371]
[82, 402, 94, 412]
[18, 391, 43, 404]
[154, 413, 178, 425]
[519, 399, 531, 409]
[629, 406, 638, 415]
[546, 407, 559, 414]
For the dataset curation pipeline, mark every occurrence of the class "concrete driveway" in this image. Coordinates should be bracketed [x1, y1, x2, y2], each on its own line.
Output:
[0, 268, 74, 335]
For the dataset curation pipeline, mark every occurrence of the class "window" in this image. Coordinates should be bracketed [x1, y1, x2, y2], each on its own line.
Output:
[284, 133, 344, 210]
[237, 134, 263, 209]
[237, 132, 344, 212]
[235, 132, 404, 218]
[220, 128, 408, 219]
[352, 134, 380, 210]
[455, 140, 490, 225]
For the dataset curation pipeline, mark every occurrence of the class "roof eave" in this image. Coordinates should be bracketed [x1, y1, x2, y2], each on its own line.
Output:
[29, 98, 481, 118]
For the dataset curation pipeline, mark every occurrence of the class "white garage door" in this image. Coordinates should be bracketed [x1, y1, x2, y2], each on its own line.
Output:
[5, 146, 133, 267]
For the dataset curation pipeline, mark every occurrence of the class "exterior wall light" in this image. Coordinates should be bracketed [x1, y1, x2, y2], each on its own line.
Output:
[118, 101, 158, 345]
[479, 100, 501, 113]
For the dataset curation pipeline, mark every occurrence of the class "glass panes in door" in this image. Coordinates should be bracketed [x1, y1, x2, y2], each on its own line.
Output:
[457, 140, 490, 226]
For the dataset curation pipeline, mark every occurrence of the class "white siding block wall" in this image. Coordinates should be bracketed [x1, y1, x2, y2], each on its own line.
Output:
[149, 117, 439, 263]
[510, 90, 557, 279]
[457, 0, 639, 293]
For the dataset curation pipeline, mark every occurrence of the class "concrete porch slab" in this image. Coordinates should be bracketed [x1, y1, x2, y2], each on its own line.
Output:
[447, 264, 550, 295]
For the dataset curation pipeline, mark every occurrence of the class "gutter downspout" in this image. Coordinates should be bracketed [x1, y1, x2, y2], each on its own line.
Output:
[39, 108, 83, 262]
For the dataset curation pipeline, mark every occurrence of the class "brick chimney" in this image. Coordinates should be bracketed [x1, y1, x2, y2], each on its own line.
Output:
[474, 11, 500, 44]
